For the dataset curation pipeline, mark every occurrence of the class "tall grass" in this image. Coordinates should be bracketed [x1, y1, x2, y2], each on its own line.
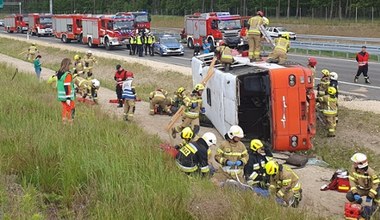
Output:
[0, 63, 327, 219]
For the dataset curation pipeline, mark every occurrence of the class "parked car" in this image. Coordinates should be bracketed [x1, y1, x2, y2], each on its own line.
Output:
[0, 20, 4, 27]
[266, 27, 297, 40]
[153, 34, 184, 56]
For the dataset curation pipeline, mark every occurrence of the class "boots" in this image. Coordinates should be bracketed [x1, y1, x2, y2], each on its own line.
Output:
[365, 77, 371, 84]
[354, 76, 358, 83]
[117, 99, 123, 108]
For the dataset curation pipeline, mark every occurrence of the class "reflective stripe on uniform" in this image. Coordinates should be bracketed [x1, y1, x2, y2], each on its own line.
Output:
[348, 176, 356, 181]
[249, 171, 258, 180]
[277, 190, 285, 198]
[292, 182, 301, 192]
[370, 189, 378, 195]
[184, 111, 199, 119]
[176, 160, 198, 173]
[200, 165, 210, 173]
[282, 179, 292, 186]
[253, 163, 260, 170]
[352, 172, 372, 179]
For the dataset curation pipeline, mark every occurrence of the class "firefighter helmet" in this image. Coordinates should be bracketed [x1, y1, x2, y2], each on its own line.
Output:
[330, 72, 338, 80]
[351, 153, 368, 169]
[202, 132, 217, 147]
[266, 160, 279, 175]
[194, 83, 205, 92]
[257, 11, 264, 16]
[327, 87, 337, 95]
[91, 79, 100, 88]
[74, 54, 80, 61]
[227, 125, 244, 139]
[180, 127, 194, 140]
[87, 50, 92, 54]
[281, 32, 290, 40]
[177, 87, 185, 94]
[321, 69, 330, 76]
[250, 139, 264, 151]
[218, 40, 225, 46]
[308, 57, 317, 67]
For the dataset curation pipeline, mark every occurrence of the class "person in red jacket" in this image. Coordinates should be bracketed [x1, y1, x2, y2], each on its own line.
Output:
[114, 64, 127, 108]
[354, 46, 370, 84]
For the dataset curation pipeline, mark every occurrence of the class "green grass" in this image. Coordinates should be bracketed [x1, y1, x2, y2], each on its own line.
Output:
[0, 62, 328, 219]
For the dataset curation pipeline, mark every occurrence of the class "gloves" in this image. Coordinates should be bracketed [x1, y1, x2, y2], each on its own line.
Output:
[191, 102, 198, 109]
[354, 194, 362, 204]
[366, 196, 373, 203]
[200, 107, 205, 114]
[226, 160, 235, 166]
[235, 160, 243, 166]
[66, 100, 71, 106]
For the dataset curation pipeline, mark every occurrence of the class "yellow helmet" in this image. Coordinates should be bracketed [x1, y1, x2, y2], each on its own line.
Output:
[265, 160, 279, 175]
[74, 54, 80, 60]
[281, 32, 290, 40]
[327, 87, 337, 95]
[321, 69, 330, 76]
[250, 139, 264, 151]
[194, 83, 205, 92]
[180, 127, 194, 140]
[177, 87, 185, 94]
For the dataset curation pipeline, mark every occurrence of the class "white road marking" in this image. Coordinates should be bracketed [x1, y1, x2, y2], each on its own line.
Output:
[315, 77, 380, 90]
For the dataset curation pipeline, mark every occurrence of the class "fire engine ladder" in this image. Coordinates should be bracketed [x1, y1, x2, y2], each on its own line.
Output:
[259, 25, 275, 48]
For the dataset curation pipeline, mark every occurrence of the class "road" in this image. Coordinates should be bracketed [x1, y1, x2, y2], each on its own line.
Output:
[2, 31, 380, 100]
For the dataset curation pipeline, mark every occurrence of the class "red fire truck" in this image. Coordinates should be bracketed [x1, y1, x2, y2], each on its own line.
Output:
[82, 15, 135, 50]
[4, 14, 28, 33]
[28, 13, 53, 37]
[116, 11, 151, 32]
[184, 12, 243, 50]
[52, 14, 84, 43]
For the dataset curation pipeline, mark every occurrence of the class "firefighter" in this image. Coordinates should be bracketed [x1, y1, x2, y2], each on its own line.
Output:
[203, 39, 211, 54]
[307, 57, 318, 86]
[73, 74, 100, 103]
[354, 46, 370, 84]
[27, 42, 39, 61]
[174, 126, 196, 150]
[56, 58, 75, 124]
[114, 64, 127, 108]
[215, 40, 234, 71]
[215, 125, 249, 181]
[176, 132, 217, 176]
[122, 75, 136, 121]
[83, 50, 97, 78]
[73, 54, 85, 77]
[329, 72, 339, 97]
[267, 32, 290, 65]
[244, 139, 273, 189]
[316, 69, 330, 111]
[318, 87, 338, 137]
[247, 11, 264, 61]
[266, 160, 302, 208]
[347, 153, 380, 212]
[136, 33, 144, 57]
[149, 88, 172, 116]
[171, 83, 204, 138]
[129, 34, 136, 55]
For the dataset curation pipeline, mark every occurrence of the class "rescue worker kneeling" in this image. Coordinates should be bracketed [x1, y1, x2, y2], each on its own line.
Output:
[346, 153, 380, 219]
[266, 160, 302, 208]
[176, 132, 217, 176]
[317, 87, 338, 137]
[73, 75, 100, 103]
[267, 32, 290, 65]
[175, 127, 197, 150]
[215, 40, 234, 71]
[149, 88, 172, 115]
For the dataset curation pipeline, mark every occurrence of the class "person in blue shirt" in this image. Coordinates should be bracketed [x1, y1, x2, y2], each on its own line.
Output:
[34, 55, 42, 81]
[203, 40, 211, 54]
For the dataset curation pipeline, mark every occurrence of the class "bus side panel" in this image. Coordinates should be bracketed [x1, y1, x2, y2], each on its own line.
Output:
[223, 74, 237, 131]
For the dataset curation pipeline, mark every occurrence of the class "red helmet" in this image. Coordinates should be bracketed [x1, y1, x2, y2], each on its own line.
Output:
[126, 71, 134, 79]
[308, 57, 317, 67]
[257, 11, 264, 16]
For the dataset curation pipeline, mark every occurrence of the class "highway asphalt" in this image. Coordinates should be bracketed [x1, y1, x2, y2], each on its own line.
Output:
[1, 31, 379, 100]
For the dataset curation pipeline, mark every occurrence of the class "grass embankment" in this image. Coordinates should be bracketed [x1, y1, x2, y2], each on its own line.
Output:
[0, 37, 193, 101]
[0, 63, 324, 219]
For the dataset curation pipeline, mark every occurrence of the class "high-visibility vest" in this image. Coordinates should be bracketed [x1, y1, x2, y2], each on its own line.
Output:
[136, 36, 142, 45]
[57, 72, 75, 101]
[248, 16, 263, 35]
[274, 38, 290, 52]
[130, 37, 135, 44]
[147, 36, 153, 44]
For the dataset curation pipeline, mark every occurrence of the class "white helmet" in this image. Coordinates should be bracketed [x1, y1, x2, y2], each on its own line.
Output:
[227, 125, 244, 139]
[202, 132, 217, 147]
[87, 50, 92, 54]
[91, 79, 100, 88]
[330, 72, 338, 80]
[351, 153, 368, 169]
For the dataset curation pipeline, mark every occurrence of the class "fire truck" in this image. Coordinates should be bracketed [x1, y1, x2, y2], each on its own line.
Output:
[82, 15, 134, 50]
[184, 12, 243, 50]
[116, 11, 151, 32]
[52, 14, 84, 43]
[28, 13, 53, 37]
[4, 14, 28, 33]
[192, 54, 316, 152]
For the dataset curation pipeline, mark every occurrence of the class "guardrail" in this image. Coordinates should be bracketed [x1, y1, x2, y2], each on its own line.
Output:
[297, 34, 380, 44]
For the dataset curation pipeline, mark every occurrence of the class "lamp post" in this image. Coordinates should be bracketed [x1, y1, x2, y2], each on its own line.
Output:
[49, 0, 53, 14]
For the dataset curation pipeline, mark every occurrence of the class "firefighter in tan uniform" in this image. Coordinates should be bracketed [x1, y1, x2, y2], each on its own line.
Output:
[149, 88, 173, 115]
[316, 69, 330, 111]
[27, 43, 39, 61]
[318, 87, 338, 137]
[307, 57, 318, 86]
[347, 153, 380, 218]
[247, 11, 264, 61]
[215, 40, 234, 71]
[171, 84, 204, 138]
[83, 50, 97, 78]
[266, 160, 302, 208]
[267, 33, 290, 65]
[214, 125, 249, 182]
[73, 54, 85, 77]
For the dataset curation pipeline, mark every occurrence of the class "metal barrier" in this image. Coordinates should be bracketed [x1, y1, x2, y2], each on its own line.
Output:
[297, 34, 380, 44]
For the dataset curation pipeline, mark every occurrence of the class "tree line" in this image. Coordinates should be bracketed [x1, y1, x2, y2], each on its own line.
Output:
[4, 0, 380, 19]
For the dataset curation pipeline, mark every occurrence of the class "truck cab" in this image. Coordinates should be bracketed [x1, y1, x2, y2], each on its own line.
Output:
[192, 54, 316, 151]
[28, 13, 53, 37]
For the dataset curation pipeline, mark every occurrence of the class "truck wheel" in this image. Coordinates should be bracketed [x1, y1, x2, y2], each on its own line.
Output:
[88, 38, 94, 48]
[105, 38, 112, 50]
[187, 38, 194, 49]
[62, 35, 68, 43]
